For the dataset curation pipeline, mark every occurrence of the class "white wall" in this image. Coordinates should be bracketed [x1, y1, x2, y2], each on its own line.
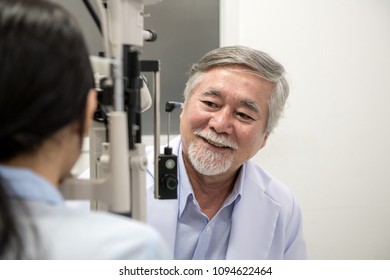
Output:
[221, 0, 390, 259]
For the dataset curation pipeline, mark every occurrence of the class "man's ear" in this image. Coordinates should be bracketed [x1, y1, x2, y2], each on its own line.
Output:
[259, 133, 270, 150]
[83, 89, 97, 137]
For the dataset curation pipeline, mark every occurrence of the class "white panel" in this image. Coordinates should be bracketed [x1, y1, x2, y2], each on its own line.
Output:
[221, 0, 390, 259]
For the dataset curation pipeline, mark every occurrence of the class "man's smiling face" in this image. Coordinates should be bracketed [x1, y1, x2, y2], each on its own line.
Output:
[180, 66, 273, 176]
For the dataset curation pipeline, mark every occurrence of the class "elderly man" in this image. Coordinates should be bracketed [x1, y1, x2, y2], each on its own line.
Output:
[146, 45, 307, 260]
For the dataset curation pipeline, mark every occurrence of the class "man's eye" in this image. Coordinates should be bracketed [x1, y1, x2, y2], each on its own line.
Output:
[202, 101, 217, 108]
[236, 112, 254, 121]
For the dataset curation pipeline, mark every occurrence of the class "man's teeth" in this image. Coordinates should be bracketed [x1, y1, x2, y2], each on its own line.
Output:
[206, 139, 228, 148]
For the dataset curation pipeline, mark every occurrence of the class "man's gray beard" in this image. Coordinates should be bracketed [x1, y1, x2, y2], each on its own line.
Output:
[187, 140, 234, 176]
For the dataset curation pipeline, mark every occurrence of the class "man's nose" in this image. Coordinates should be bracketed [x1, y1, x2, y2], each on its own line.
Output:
[209, 108, 233, 134]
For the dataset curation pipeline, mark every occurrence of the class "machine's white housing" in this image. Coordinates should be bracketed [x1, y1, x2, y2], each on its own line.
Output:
[60, 0, 160, 222]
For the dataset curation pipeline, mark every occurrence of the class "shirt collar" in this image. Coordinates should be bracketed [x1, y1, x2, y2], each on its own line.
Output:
[0, 165, 64, 205]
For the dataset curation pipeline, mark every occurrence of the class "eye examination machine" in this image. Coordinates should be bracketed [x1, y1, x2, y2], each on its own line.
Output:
[59, 0, 177, 222]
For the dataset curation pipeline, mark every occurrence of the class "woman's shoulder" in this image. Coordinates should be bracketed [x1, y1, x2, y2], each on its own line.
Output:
[19, 201, 171, 259]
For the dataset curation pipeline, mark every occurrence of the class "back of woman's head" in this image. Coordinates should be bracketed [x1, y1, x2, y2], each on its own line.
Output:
[0, 0, 94, 259]
[0, 0, 94, 160]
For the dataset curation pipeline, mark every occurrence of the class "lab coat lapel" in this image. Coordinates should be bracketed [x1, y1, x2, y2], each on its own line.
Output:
[147, 188, 178, 252]
[226, 164, 281, 259]
[146, 137, 182, 252]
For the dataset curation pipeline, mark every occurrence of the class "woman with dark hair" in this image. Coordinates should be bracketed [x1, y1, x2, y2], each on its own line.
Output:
[0, 0, 169, 259]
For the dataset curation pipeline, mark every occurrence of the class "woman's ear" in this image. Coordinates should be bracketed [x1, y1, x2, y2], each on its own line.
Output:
[83, 89, 97, 137]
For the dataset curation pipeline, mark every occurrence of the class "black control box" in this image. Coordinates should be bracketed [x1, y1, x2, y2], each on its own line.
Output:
[157, 147, 178, 199]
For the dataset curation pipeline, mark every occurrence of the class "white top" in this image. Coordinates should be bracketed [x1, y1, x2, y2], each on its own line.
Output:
[0, 165, 171, 259]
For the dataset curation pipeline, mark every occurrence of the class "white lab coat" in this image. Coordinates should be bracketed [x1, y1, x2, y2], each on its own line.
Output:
[146, 136, 307, 259]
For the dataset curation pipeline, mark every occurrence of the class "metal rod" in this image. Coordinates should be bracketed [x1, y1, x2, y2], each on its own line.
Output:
[153, 71, 161, 195]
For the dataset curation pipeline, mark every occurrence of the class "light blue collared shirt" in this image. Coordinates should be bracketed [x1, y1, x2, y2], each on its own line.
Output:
[0, 165, 64, 205]
[0, 165, 172, 260]
[173, 150, 243, 260]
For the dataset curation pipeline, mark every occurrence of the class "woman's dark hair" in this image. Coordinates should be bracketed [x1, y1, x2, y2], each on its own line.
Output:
[0, 0, 94, 258]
